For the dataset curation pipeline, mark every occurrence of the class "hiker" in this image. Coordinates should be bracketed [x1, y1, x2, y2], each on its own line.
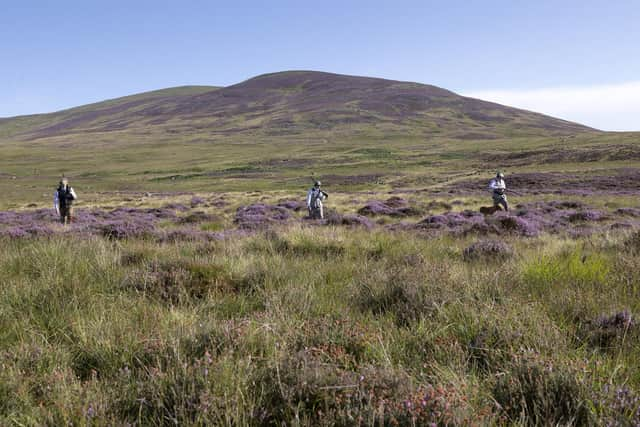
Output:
[306, 181, 328, 219]
[54, 177, 77, 225]
[488, 171, 508, 211]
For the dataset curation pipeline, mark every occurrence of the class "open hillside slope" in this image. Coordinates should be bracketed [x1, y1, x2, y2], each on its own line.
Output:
[0, 85, 219, 140]
[0, 71, 593, 141]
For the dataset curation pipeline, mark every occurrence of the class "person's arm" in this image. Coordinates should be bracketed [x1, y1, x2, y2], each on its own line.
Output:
[69, 187, 77, 200]
[306, 190, 312, 208]
[488, 179, 497, 191]
[54, 191, 60, 214]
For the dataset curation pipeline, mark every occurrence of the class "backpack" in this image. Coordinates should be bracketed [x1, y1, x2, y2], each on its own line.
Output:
[310, 188, 322, 208]
[58, 185, 75, 208]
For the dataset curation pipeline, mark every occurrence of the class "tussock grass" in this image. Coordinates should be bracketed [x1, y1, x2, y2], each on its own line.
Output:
[1, 225, 640, 425]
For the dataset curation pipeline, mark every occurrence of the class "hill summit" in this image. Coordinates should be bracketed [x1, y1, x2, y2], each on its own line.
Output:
[1, 71, 594, 140]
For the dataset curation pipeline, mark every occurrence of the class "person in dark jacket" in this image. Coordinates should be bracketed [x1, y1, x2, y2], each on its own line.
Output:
[54, 177, 77, 225]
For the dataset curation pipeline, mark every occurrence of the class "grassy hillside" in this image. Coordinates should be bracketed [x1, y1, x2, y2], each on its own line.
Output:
[0, 70, 613, 209]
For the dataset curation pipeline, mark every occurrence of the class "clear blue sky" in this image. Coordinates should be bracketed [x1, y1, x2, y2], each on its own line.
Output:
[2, 0, 639, 129]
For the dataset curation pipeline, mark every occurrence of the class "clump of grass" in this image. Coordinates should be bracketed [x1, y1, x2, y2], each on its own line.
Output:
[352, 266, 437, 327]
[122, 259, 234, 303]
[623, 230, 640, 252]
[251, 350, 472, 426]
[522, 247, 609, 292]
[492, 354, 592, 425]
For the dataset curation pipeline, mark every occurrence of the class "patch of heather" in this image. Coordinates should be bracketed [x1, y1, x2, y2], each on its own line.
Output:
[234, 203, 291, 230]
[463, 239, 514, 261]
[210, 198, 229, 208]
[142, 207, 177, 219]
[190, 196, 205, 208]
[384, 196, 409, 208]
[154, 228, 226, 243]
[426, 200, 453, 211]
[176, 211, 218, 224]
[615, 207, 640, 217]
[581, 310, 636, 351]
[163, 202, 190, 212]
[568, 210, 605, 222]
[358, 200, 395, 216]
[326, 212, 374, 228]
[277, 199, 305, 211]
[488, 212, 540, 237]
[596, 385, 640, 426]
[97, 220, 155, 240]
[610, 221, 634, 230]
[448, 170, 640, 195]
[358, 198, 424, 217]
[400, 200, 630, 237]
[415, 210, 485, 230]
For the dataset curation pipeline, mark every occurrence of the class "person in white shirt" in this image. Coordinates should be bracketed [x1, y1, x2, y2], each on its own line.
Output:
[488, 171, 508, 211]
[306, 181, 328, 219]
[54, 177, 77, 224]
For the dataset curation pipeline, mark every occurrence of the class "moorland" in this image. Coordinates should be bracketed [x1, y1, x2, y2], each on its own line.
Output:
[0, 71, 639, 425]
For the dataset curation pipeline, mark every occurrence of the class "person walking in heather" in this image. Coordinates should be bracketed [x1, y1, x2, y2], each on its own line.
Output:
[488, 171, 508, 211]
[306, 180, 328, 219]
[54, 177, 77, 225]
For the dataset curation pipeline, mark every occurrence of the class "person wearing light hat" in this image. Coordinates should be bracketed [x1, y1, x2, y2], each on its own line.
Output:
[306, 180, 328, 219]
[488, 171, 508, 211]
[54, 177, 77, 224]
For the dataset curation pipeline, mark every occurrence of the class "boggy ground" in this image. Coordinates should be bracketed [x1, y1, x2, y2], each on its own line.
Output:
[2, 190, 640, 425]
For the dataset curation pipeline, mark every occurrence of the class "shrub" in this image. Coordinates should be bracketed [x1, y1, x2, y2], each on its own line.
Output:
[234, 204, 291, 229]
[277, 200, 304, 211]
[493, 357, 591, 425]
[596, 385, 640, 426]
[463, 239, 513, 262]
[190, 196, 205, 207]
[467, 327, 511, 373]
[176, 211, 218, 224]
[490, 214, 540, 237]
[353, 268, 434, 327]
[123, 260, 233, 303]
[568, 210, 604, 222]
[579, 310, 636, 351]
[358, 200, 395, 216]
[98, 220, 154, 240]
[251, 351, 468, 426]
[624, 230, 640, 252]
[325, 212, 373, 228]
[357, 198, 423, 217]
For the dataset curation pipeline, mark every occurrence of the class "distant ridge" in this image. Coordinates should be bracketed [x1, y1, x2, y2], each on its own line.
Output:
[0, 71, 595, 141]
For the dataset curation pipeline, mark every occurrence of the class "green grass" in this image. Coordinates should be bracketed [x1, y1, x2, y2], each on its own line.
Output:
[1, 227, 640, 425]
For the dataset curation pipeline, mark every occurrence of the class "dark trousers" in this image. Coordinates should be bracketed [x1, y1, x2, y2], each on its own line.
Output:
[60, 206, 73, 225]
[492, 192, 508, 211]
